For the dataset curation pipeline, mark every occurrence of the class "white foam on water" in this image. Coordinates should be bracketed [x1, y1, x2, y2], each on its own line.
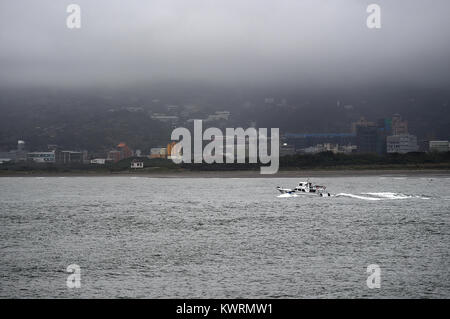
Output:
[335, 193, 382, 201]
[365, 192, 431, 200]
[277, 191, 432, 200]
[336, 192, 431, 201]
[415, 195, 431, 200]
[277, 193, 298, 198]
[363, 192, 412, 199]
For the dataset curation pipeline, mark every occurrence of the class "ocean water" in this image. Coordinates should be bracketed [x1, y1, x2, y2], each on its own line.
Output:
[0, 175, 449, 298]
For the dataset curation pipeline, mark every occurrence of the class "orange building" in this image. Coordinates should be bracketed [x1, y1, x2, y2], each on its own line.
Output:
[108, 142, 134, 162]
[167, 142, 177, 158]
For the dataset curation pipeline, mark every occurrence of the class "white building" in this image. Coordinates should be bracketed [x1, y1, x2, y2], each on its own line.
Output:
[387, 134, 419, 154]
[429, 140, 449, 153]
[131, 160, 144, 169]
[301, 143, 357, 154]
[27, 151, 56, 163]
[90, 158, 106, 165]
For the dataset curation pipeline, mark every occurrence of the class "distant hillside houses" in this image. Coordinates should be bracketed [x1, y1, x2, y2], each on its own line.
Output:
[151, 113, 179, 123]
[187, 111, 231, 123]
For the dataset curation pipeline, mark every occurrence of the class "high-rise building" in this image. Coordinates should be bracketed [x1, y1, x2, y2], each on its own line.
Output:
[355, 114, 410, 154]
[351, 117, 376, 134]
[356, 125, 378, 153]
[391, 114, 408, 135]
[17, 140, 25, 151]
[374, 118, 396, 155]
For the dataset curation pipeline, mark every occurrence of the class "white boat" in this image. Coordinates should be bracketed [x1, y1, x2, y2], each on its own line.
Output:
[277, 179, 331, 197]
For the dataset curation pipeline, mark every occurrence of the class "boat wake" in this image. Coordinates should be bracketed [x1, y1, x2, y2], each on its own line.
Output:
[363, 192, 411, 199]
[335, 192, 430, 201]
[334, 193, 382, 201]
[275, 179, 431, 200]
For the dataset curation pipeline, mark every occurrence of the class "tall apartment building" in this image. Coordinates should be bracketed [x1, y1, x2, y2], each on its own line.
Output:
[391, 114, 408, 135]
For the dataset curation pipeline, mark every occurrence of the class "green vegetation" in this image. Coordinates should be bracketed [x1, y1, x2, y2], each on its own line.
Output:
[279, 151, 450, 169]
[0, 157, 179, 175]
[1, 152, 450, 175]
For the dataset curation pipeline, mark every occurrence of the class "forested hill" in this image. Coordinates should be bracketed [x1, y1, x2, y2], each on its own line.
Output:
[1, 86, 449, 152]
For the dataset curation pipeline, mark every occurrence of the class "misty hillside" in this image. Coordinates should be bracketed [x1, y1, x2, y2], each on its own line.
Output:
[0, 86, 449, 153]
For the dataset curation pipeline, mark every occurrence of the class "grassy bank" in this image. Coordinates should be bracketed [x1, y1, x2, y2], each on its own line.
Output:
[1, 152, 450, 176]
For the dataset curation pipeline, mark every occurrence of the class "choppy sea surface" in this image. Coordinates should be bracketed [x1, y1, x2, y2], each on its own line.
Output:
[0, 175, 449, 298]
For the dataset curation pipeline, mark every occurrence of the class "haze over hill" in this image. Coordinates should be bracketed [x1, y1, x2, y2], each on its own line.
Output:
[1, 0, 449, 89]
[0, 0, 449, 152]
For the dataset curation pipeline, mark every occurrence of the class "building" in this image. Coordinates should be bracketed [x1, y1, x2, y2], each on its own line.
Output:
[150, 147, 167, 159]
[391, 114, 408, 135]
[107, 150, 122, 163]
[0, 157, 12, 164]
[377, 118, 392, 136]
[0, 140, 28, 163]
[351, 117, 376, 134]
[284, 133, 356, 151]
[354, 119, 394, 155]
[167, 141, 183, 160]
[108, 143, 133, 162]
[167, 105, 179, 113]
[17, 140, 25, 152]
[151, 113, 179, 123]
[205, 111, 231, 122]
[27, 151, 56, 163]
[386, 134, 419, 154]
[280, 143, 296, 156]
[130, 159, 144, 169]
[187, 111, 231, 124]
[429, 140, 449, 153]
[353, 114, 410, 154]
[299, 143, 357, 154]
[373, 118, 394, 155]
[341, 144, 358, 153]
[90, 158, 106, 165]
[356, 125, 379, 153]
[166, 142, 177, 159]
[56, 150, 87, 164]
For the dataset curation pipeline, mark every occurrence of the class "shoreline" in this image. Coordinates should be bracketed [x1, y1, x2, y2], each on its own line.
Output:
[1, 168, 450, 178]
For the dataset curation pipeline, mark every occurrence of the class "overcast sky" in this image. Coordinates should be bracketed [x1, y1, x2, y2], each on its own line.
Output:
[0, 0, 449, 89]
